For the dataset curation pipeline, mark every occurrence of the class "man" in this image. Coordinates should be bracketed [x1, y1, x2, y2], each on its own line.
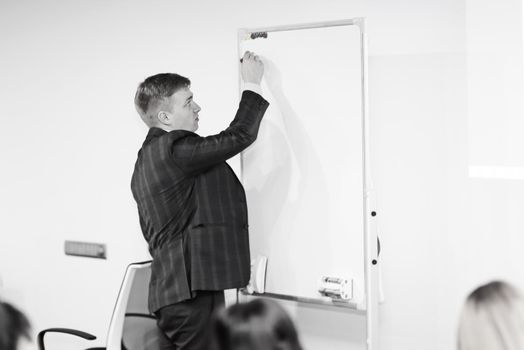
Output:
[131, 51, 268, 350]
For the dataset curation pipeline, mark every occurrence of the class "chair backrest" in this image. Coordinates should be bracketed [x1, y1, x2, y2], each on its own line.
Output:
[106, 261, 163, 350]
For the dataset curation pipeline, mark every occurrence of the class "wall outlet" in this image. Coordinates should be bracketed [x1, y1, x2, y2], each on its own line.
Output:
[64, 240, 107, 259]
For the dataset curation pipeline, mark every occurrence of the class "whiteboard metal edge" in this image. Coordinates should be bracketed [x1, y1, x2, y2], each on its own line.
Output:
[239, 18, 361, 36]
[240, 290, 366, 312]
[359, 19, 380, 350]
[237, 29, 245, 184]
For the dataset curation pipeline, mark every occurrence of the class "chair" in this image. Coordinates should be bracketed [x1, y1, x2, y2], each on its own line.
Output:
[38, 261, 165, 350]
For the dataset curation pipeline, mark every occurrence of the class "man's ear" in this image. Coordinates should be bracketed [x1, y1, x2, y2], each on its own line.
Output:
[157, 111, 171, 125]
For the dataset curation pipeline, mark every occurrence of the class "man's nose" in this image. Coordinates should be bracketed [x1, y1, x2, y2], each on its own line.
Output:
[193, 102, 201, 113]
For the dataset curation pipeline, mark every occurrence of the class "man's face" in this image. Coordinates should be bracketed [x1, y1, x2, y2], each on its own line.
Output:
[167, 87, 201, 132]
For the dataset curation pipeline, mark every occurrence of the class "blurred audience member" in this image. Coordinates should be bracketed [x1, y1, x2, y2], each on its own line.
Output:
[457, 280, 524, 350]
[212, 298, 303, 350]
[0, 301, 32, 350]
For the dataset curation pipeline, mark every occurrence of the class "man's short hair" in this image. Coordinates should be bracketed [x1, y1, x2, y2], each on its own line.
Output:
[0, 301, 31, 350]
[134, 73, 190, 125]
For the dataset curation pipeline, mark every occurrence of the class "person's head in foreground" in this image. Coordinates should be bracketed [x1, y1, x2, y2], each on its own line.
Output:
[212, 298, 303, 350]
[0, 301, 31, 350]
[457, 280, 524, 350]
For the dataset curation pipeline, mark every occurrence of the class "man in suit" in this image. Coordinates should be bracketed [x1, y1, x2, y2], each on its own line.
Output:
[131, 51, 268, 350]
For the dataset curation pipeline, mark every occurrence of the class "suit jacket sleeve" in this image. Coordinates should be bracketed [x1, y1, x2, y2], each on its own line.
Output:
[168, 90, 269, 174]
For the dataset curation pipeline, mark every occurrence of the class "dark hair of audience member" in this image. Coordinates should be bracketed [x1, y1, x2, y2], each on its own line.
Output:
[0, 301, 31, 350]
[212, 298, 303, 350]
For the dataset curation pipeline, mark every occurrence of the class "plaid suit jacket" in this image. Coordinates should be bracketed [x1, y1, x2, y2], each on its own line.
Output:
[131, 90, 269, 312]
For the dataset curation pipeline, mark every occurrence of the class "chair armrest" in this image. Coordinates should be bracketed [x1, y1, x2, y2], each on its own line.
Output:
[37, 328, 97, 350]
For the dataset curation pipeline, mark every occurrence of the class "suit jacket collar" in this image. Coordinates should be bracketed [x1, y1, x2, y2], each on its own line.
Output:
[144, 127, 167, 146]
[143, 127, 199, 148]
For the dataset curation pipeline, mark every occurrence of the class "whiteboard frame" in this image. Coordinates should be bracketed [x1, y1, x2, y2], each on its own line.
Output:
[237, 18, 379, 350]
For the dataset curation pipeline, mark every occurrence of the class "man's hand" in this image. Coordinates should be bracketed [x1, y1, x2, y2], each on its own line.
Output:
[241, 51, 264, 85]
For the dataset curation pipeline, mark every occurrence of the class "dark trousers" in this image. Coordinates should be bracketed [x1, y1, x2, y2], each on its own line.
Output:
[155, 291, 225, 350]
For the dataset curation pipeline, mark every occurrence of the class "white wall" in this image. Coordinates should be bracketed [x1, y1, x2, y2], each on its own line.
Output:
[0, 0, 522, 350]
[467, 0, 524, 167]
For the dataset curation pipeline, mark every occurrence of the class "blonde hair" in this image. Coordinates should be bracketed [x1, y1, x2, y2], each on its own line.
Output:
[457, 281, 524, 350]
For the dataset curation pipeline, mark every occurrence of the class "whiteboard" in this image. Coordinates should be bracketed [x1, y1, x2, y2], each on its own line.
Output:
[239, 21, 367, 306]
